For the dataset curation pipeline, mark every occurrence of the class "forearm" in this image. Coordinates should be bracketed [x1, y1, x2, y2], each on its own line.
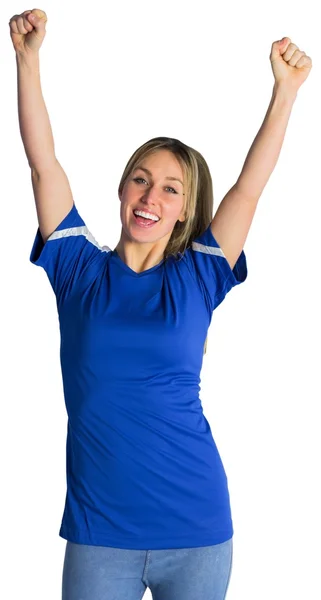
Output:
[235, 84, 297, 200]
[16, 52, 57, 172]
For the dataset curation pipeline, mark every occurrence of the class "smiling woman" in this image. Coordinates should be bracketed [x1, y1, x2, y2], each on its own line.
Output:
[13, 5, 314, 594]
[116, 137, 214, 260]
[11, 4, 247, 581]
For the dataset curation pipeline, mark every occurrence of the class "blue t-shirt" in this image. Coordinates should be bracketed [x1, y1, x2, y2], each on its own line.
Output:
[30, 203, 247, 550]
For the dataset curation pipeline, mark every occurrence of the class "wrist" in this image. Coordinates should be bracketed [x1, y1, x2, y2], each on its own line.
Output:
[273, 82, 297, 104]
[16, 50, 40, 70]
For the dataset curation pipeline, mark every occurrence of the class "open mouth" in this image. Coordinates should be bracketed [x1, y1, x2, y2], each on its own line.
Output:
[132, 210, 160, 228]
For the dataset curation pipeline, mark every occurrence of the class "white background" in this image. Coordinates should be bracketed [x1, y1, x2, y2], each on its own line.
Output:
[1, 1, 320, 598]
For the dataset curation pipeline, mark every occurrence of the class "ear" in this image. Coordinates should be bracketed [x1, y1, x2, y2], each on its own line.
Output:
[178, 196, 187, 222]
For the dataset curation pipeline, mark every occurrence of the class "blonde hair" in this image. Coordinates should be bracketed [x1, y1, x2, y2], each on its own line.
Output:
[118, 137, 214, 354]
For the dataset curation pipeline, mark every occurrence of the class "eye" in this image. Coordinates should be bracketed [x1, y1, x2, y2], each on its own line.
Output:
[133, 177, 147, 185]
[133, 177, 177, 194]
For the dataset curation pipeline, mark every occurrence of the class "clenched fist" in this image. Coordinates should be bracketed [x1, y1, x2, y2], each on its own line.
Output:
[9, 9, 47, 56]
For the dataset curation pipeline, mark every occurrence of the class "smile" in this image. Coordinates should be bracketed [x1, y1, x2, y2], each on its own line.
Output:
[132, 210, 160, 228]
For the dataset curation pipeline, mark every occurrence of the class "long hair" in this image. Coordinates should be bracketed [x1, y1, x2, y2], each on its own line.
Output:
[118, 137, 214, 354]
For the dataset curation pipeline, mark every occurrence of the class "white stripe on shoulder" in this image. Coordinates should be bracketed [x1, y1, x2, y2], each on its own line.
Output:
[48, 225, 111, 253]
[192, 241, 225, 258]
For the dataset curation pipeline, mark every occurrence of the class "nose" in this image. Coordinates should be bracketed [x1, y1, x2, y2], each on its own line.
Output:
[141, 185, 159, 208]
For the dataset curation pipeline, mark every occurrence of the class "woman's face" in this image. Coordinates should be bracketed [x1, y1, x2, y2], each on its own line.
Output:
[118, 150, 186, 245]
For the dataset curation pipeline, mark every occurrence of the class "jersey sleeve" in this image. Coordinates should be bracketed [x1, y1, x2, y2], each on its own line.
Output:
[29, 203, 110, 303]
[182, 222, 248, 312]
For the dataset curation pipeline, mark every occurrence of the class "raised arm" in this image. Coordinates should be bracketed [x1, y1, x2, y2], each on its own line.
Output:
[211, 37, 312, 271]
[10, 9, 74, 243]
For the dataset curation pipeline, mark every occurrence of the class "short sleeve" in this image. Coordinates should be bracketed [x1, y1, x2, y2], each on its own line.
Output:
[182, 223, 248, 312]
[30, 203, 111, 303]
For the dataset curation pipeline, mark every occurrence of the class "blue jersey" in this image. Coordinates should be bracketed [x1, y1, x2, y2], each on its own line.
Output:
[30, 203, 247, 550]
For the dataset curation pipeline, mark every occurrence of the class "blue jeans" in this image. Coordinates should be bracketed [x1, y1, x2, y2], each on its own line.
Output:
[62, 537, 233, 600]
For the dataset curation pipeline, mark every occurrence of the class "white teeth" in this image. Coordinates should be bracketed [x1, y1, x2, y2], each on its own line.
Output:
[134, 210, 159, 222]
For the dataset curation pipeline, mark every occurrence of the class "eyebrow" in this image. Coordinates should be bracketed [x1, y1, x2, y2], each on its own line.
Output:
[134, 166, 184, 187]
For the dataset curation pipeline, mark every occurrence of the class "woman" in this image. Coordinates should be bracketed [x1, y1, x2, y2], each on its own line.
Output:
[9, 8, 312, 600]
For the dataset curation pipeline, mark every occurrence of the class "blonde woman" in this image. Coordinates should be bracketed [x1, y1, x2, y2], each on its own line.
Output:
[9, 8, 312, 600]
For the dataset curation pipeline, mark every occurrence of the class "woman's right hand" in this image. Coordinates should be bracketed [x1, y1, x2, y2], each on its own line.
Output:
[9, 9, 47, 56]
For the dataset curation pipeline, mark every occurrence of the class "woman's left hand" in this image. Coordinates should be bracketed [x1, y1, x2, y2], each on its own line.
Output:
[270, 37, 312, 94]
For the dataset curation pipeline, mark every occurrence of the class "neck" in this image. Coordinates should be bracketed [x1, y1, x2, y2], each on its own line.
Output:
[114, 232, 168, 274]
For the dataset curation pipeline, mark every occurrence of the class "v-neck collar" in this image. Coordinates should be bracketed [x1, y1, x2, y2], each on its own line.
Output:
[111, 250, 165, 277]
